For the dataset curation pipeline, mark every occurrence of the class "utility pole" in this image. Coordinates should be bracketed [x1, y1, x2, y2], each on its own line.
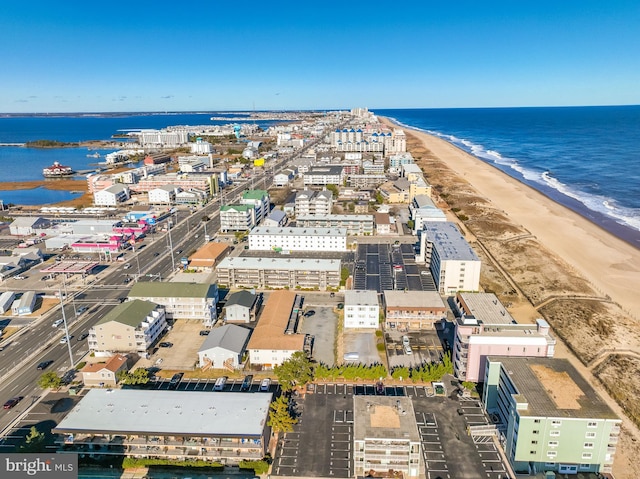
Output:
[58, 286, 75, 368]
[168, 220, 176, 271]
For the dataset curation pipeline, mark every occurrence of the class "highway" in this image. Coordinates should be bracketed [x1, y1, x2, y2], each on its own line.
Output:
[0, 134, 323, 437]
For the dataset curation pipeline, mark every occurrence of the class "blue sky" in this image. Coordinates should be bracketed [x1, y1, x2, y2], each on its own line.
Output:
[1, 0, 639, 112]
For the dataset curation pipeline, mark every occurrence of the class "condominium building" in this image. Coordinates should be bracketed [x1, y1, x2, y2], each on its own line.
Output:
[382, 290, 447, 331]
[296, 214, 374, 235]
[452, 293, 556, 382]
[347, 174, 387, 189]
[248, 226, 347, 252]
[247, 291, 307, 368]
[88, 300, 167, 357]
[294, 189, 333, 216]
[417, 221, 481, 294]
[128, 282, 218, 325]
[220, 204, 256, 232]
[353, 396, 423, 478]
[135, 173, 215, 197]
[483, 357, 621, 476]
[303, 166, 344, 186]
[148, 185, 180, 205]
[388, 152, 415, 173]
[138, 128, 190, 148]
[344, 290, 380, 329]
[53, 390, 272, 464]
[216, 257, 341, 291]
[241, 189, 270, 224]
[94, 184, 130, 206]
[410, 195, 446, 233]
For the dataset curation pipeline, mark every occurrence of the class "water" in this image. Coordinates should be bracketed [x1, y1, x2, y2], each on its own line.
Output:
[0, 112, 282, 205]
[377, 106, 640, 245]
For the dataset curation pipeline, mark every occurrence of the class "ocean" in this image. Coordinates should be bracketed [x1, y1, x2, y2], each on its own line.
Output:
[377, 106, 640, 246]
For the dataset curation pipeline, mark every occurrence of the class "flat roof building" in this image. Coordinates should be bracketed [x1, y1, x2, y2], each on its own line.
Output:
[382, 290, 447, 331]
[53, 389, 272, 464]
[248, 226, 347, 252]
[344, 290, 380, 329]
[296, 214, 374, 236]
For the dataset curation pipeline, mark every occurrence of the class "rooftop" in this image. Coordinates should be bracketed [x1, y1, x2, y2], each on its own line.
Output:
[225, 290, 257, 309]
[490, 357, 619, 419]
[53, 389, 272, 438]
[249, 226, 347, 237]
[217, 256, 341, 273]
[353, 396, 420, 442]
[199, 324, 251, 354]
[247, 291, 305, 351]
[241, 189, 269, 201]
[95, 300, 159, 328]
[345, 290, 379, 307]
[456, 292, 515, 325]
[129, 282, 217, 299]
[296, 214, 373, 222]
[422, 221, 480, 262]
[81, 354, 128, 374]
[383, 290, 446, 309]
[306, 165, 344, 175]
[188, 242, 229, 268]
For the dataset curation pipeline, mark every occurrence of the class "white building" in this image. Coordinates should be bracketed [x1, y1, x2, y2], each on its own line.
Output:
[303, 166, 344, 186]
[198, 324, 251, 370]
[273, 170, 295, 187]
[190, 137, 213, 154]
[248, 226, 347, 252]
[240, 189, 270, 224]
[410, 195, 447, 233]
[94, 184, 130, 206]
[344, 290, 379, 329]
[417, 222, 481, 294]
[294, 190, 333, 216]
[220, 204, 256, 232]
[11, 291, 36, 316]
[296, 214, 374, 235]
[138, 129, 190, 148]
[148, 185, 180, 205]
[0, 291, 16, 314]
[9, 217, 51, 236]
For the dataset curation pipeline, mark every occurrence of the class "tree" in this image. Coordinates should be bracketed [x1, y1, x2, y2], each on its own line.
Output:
[37, 372, 63, 389]
[340, 267, 350, 287]
[267, 396, 298, 433]
[375, 191, 384, 204]
[325, 184, 339, 197]
[117, 368, 151, 385]
[274, 351, 314, 392]
[19, 426, 45, 452]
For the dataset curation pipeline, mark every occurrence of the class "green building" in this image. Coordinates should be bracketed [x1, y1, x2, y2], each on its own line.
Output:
[483, 357, 620, 476]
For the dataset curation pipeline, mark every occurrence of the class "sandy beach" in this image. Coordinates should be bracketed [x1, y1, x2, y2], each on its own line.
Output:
[382, 117, 640, 478]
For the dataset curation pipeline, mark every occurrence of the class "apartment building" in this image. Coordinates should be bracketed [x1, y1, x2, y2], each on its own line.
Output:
[417, 221, 481, 294]
[294, 189, 333, 216]
[88, 300, 167, 356]
[148, 185, 180, 204]
[452, 293, 556, 382]
[241, 189, 270, 224]
[303, 165, 344, 186]
[134, 173, 215, 197]
[54, 390, 272, 464]
[220, 204, 256, 232]
[248, 226, 347, 252]
[410, 195, 446, 233]
[388, 152, 415, 173]
[128, 282, 218, 325]
[94, 184, 130, 206]
[348, 174, 387, 189]
[296, 214, 374, 235]
[216, 257, 341, 291]
[344, 290, 380, 329]
[247, 291, 307, 368]
[483, 357, 621, 476]
[138, 128, 190, 148]
[382, 290, 447, 331]
[353, 396, 423, 478]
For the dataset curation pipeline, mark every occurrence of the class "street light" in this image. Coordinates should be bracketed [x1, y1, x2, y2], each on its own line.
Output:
[168, 220, 176, 271]
[58, 286, 75, 368]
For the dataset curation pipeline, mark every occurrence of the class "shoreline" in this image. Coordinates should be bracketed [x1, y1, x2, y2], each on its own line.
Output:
[382, 116, 640, 316]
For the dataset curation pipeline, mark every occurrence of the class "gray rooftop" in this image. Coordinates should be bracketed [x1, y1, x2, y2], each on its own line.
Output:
[306, 165, 343, 176]
[353, 396, 420, 442]
[422, 221, 480, 262]
[199, 324, 251, 354]
[345, 290, 379, 307]
[413, 194, 437, 209]
[225, 290, 257, 309]
[217, 256, 341, 273]
[490, 357, 619, 420]
[456, 292, 515, 325]
[296, 214, 373, 222]
[53, 389, 272, 437]
[383, 290, 446, 309]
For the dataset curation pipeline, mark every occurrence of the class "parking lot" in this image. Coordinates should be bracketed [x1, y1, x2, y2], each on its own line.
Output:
[298, 306, 337, 366]
[143, 319, 208, 370]
[353, 243, 436, 293]
[271, 382, 509, 479]
[386, 329, 446, 369]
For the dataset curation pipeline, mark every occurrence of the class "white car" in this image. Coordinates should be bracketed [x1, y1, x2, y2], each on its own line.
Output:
[402, 335, 410, 346]
[60, 335, 70, 344]
[14, 275, 26, 280]
[52, 319, 64, 328]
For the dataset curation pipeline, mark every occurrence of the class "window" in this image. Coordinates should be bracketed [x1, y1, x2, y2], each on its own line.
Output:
[547, 451, 557, 458]
[587, 421, 598, 428]
[550, 430, 560, 437]
[529, 450, 537, 455]
[533, 430, 539, 434]
[584, 442, 594, 449]
[548, 441, 558, 447]
[582, 453, 592, 460]
[579, 464, 591, 470]
[551, 420, 562, 426]
[531, 440, 538, 445]
[586, 432, 596, 438]
[534, 419, 541, 423]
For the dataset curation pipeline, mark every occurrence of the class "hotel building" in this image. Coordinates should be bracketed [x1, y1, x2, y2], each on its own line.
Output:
[248, 226, 347, 252]
[296, 214, 374, 236]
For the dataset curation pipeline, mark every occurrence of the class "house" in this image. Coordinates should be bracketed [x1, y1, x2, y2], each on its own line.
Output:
[94, 184, 130, 206]
[382, 290, 447, 331]
[224, 290, 261, 323]
[148, 185, 180, 204]
[262, 209, 287, 228]
[273, 170, 294, 187]
[11, 291, 36, 316]
[354, 396, 423, 478]
[187, 242, 230, 272]
[198, 324, 251, 370]
[344, 290, 379, 329]
[452, 293, 556, 382]
[88, 300, 167, 357]
[417, 221, 481, 294]
[483, 357, 621, 476]
[374, 212, 393, 235]
[247, 291, 307, 368]
[80, 354, 129, 387]
[53, 390, 273, 464]
[128, 282, 218, 325]
[9, 216, 51, 236]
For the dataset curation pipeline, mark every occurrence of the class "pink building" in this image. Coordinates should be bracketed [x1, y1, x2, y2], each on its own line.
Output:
[71, 235, 125, 254]
[452, 292, 556, 382]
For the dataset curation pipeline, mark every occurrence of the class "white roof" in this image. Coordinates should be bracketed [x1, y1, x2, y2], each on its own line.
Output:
[55, 389, 272, 437]
[217, 256, 341, 272]
[345, 290, 379, 307]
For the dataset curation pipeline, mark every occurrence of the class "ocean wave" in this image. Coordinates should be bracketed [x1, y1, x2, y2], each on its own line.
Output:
[389, 120, 640, 232]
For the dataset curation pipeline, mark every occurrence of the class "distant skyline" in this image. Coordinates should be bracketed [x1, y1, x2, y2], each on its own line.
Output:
[2, 0, 639, 113]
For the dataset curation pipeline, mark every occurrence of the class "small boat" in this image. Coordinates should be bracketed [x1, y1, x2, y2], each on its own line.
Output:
[86, 152, 101, 158]
[43, 161, 75, 177]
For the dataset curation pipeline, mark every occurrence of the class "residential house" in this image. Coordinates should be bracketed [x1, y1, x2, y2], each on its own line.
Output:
[224, 290, 261, 323]
[198, 324, 251, 370]
[80, 354, 129, 387]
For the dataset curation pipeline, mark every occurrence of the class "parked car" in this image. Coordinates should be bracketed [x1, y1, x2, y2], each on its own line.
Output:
[304, 310, 315, 317]
[36, 360, 53, 370]
[214, 376, 228, 391]
[159, 342, 173, 348]
[402, 335, 410, 346]
[260, 378, 272, 391]
[169, 373, 183, 389]
[404, 345, 413, 355]
[14, 275, 26, 280]
[3, 396, 24, 409]
[241, 375, 254, 391]
[199, 330, 210, 336]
